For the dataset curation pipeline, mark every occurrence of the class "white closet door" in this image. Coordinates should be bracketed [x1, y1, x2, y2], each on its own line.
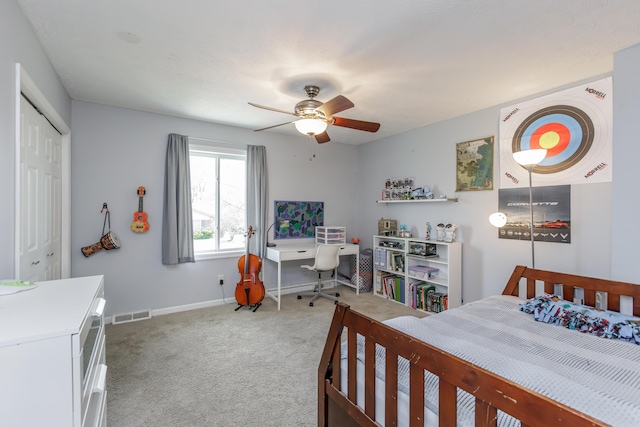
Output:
[20, 95, 62, 281]
[42, 114, 62, 280]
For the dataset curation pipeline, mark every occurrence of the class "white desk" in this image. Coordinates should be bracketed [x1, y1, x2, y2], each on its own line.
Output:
[265, 243, 360, 310]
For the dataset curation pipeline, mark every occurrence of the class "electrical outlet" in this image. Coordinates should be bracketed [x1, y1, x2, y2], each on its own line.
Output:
[218, 274, 224, 285]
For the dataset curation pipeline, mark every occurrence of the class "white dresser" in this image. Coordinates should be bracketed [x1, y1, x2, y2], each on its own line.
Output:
[0, 276, 107, 427]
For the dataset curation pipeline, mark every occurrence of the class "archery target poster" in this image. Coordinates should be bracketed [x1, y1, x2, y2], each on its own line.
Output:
[499, 77, 612, 188]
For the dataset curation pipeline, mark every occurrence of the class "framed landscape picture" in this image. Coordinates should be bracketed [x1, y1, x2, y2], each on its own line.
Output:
[456, 136, 494, 191]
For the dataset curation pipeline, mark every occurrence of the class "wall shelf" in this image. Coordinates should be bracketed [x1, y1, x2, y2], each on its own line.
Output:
[376, 198, 458, 204]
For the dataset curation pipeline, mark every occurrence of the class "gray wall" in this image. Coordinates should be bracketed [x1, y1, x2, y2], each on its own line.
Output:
[354, 99, 612, 302]
[4, 0, 640, 317]
[0, 1, 71, 279]
[70, 101, 359, 317]
[612, 43, 640, 283]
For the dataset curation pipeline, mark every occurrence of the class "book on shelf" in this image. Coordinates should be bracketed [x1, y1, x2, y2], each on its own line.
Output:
[418, 284, 436, 310]
[382, 274, 396, 299]
[375, 270, 383, 294]
[394, 276, 405, 304]
[389, 252, 404, 272]
[428, 292, 448, 313]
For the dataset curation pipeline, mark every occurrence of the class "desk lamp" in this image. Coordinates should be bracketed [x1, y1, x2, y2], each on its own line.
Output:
[266, 222, 276, 247]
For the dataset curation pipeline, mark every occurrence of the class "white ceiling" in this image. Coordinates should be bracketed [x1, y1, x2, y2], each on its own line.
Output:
[15, 0, 640, 145]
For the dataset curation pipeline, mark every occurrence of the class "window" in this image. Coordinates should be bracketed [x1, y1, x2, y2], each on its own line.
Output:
[189, 141, 246, 258]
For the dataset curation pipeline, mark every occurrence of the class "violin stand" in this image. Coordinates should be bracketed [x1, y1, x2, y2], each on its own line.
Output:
[234, 288, 262, 312]
[234, 302, 262, 312]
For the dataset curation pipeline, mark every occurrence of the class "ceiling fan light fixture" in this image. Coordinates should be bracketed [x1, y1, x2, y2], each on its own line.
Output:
[294, 118, 327, 136]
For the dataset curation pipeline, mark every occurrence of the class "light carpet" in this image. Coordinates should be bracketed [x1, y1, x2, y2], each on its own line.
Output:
[106, 286, 426, 427]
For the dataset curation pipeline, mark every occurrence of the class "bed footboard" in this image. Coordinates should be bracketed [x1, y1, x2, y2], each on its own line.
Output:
[318, 265, 622, 427]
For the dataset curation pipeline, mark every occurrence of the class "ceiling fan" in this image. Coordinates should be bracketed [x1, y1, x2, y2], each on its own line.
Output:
[248, 85, 380, 143]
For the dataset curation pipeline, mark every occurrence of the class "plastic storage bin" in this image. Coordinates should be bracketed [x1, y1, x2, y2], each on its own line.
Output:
[316, 226, 346, 244]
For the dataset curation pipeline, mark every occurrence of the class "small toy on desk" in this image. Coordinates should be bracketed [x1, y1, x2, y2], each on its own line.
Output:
[351, 237, 360, 244]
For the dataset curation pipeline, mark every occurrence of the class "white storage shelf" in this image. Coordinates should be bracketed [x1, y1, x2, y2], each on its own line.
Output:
[373, 235, 461, 313]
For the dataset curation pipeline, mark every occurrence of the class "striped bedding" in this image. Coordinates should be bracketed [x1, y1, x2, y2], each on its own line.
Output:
[341, 295, 640, 426]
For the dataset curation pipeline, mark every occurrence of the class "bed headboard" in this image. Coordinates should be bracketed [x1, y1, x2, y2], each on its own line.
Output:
[502, 265, 640, 316]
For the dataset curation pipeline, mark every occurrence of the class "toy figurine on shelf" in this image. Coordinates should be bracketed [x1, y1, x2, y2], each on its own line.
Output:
[444, 223, 458, 242]
[425, 222, 432, 240]
[399, 224, 411, 238]
[436, 223, 445, 241]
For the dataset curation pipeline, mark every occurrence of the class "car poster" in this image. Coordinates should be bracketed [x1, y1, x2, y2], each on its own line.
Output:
[497, 185, 570, 244]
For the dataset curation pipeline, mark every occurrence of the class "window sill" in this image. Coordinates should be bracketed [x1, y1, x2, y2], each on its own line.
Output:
[195, 250, 244, 261]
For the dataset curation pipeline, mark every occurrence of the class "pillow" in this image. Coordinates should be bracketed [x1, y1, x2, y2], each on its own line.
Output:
[519, 293, 640, 345]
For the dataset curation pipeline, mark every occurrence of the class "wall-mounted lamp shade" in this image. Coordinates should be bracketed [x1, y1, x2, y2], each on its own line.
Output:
[294, 119, 328, 136]
[489, 212, 507, 228]
[513, 148, 547, 166]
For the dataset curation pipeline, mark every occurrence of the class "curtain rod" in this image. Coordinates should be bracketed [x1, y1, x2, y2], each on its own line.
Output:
[188, 136, 247, 147]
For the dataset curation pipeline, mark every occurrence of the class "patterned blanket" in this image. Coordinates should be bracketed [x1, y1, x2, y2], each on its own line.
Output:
[342, 295, 640, 426]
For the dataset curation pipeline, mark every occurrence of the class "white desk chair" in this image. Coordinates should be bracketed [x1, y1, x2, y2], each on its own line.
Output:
[297, 244, 341, 306]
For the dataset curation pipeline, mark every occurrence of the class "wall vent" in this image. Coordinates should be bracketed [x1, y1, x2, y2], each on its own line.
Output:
[112, 310, 152, 324]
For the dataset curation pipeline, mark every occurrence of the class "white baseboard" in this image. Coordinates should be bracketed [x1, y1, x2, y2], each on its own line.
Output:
[105, 282, 333, 324]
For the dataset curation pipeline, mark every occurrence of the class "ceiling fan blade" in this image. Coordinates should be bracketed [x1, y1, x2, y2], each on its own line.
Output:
[248, 102, 297, 116]
[316, 95, 354, 117]
[330, 116, 381, 133]
[253, 121, 294, 132]
[314, 131, 330, 144]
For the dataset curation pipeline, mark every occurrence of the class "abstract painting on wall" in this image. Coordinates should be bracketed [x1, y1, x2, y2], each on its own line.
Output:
[274, 201, 324, 240]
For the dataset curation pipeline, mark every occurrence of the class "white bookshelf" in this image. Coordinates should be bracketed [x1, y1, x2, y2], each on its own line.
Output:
[372, 235, 461, 313]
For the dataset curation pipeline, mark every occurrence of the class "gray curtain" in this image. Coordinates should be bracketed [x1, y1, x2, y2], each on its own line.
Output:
[246, 145, 268, 258]
[162, 133, 195, 264]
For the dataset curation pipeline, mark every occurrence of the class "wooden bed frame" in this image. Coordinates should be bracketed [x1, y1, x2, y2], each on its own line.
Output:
[318, 265, 640, 427]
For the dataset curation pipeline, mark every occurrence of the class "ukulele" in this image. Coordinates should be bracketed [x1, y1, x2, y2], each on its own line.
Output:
[130, 186, 149, 233]
[235, 225, 265, 311]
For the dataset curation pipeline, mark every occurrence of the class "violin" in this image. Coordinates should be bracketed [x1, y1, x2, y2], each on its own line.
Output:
[235, 225, 265, 311]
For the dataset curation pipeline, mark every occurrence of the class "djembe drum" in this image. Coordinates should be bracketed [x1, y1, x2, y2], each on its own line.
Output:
[81, 203, 121, 257]
[81, 231, 121, 257]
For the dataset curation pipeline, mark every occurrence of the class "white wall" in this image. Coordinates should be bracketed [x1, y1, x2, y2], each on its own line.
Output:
[355, 83, 614, 303]
[0, 1, 71, 279]
[612, 43, 640, 283]
[70, 101, 359, 317]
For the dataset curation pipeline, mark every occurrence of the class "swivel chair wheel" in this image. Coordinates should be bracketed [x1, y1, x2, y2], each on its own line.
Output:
[334, 300, 338, 304]
[309, 302, 314, 307]
[335, 293, 340, 297]
[297, 295, 302, 299]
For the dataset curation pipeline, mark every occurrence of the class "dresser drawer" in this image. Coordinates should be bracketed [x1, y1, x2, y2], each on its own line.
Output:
[83, 364, 107, 427]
